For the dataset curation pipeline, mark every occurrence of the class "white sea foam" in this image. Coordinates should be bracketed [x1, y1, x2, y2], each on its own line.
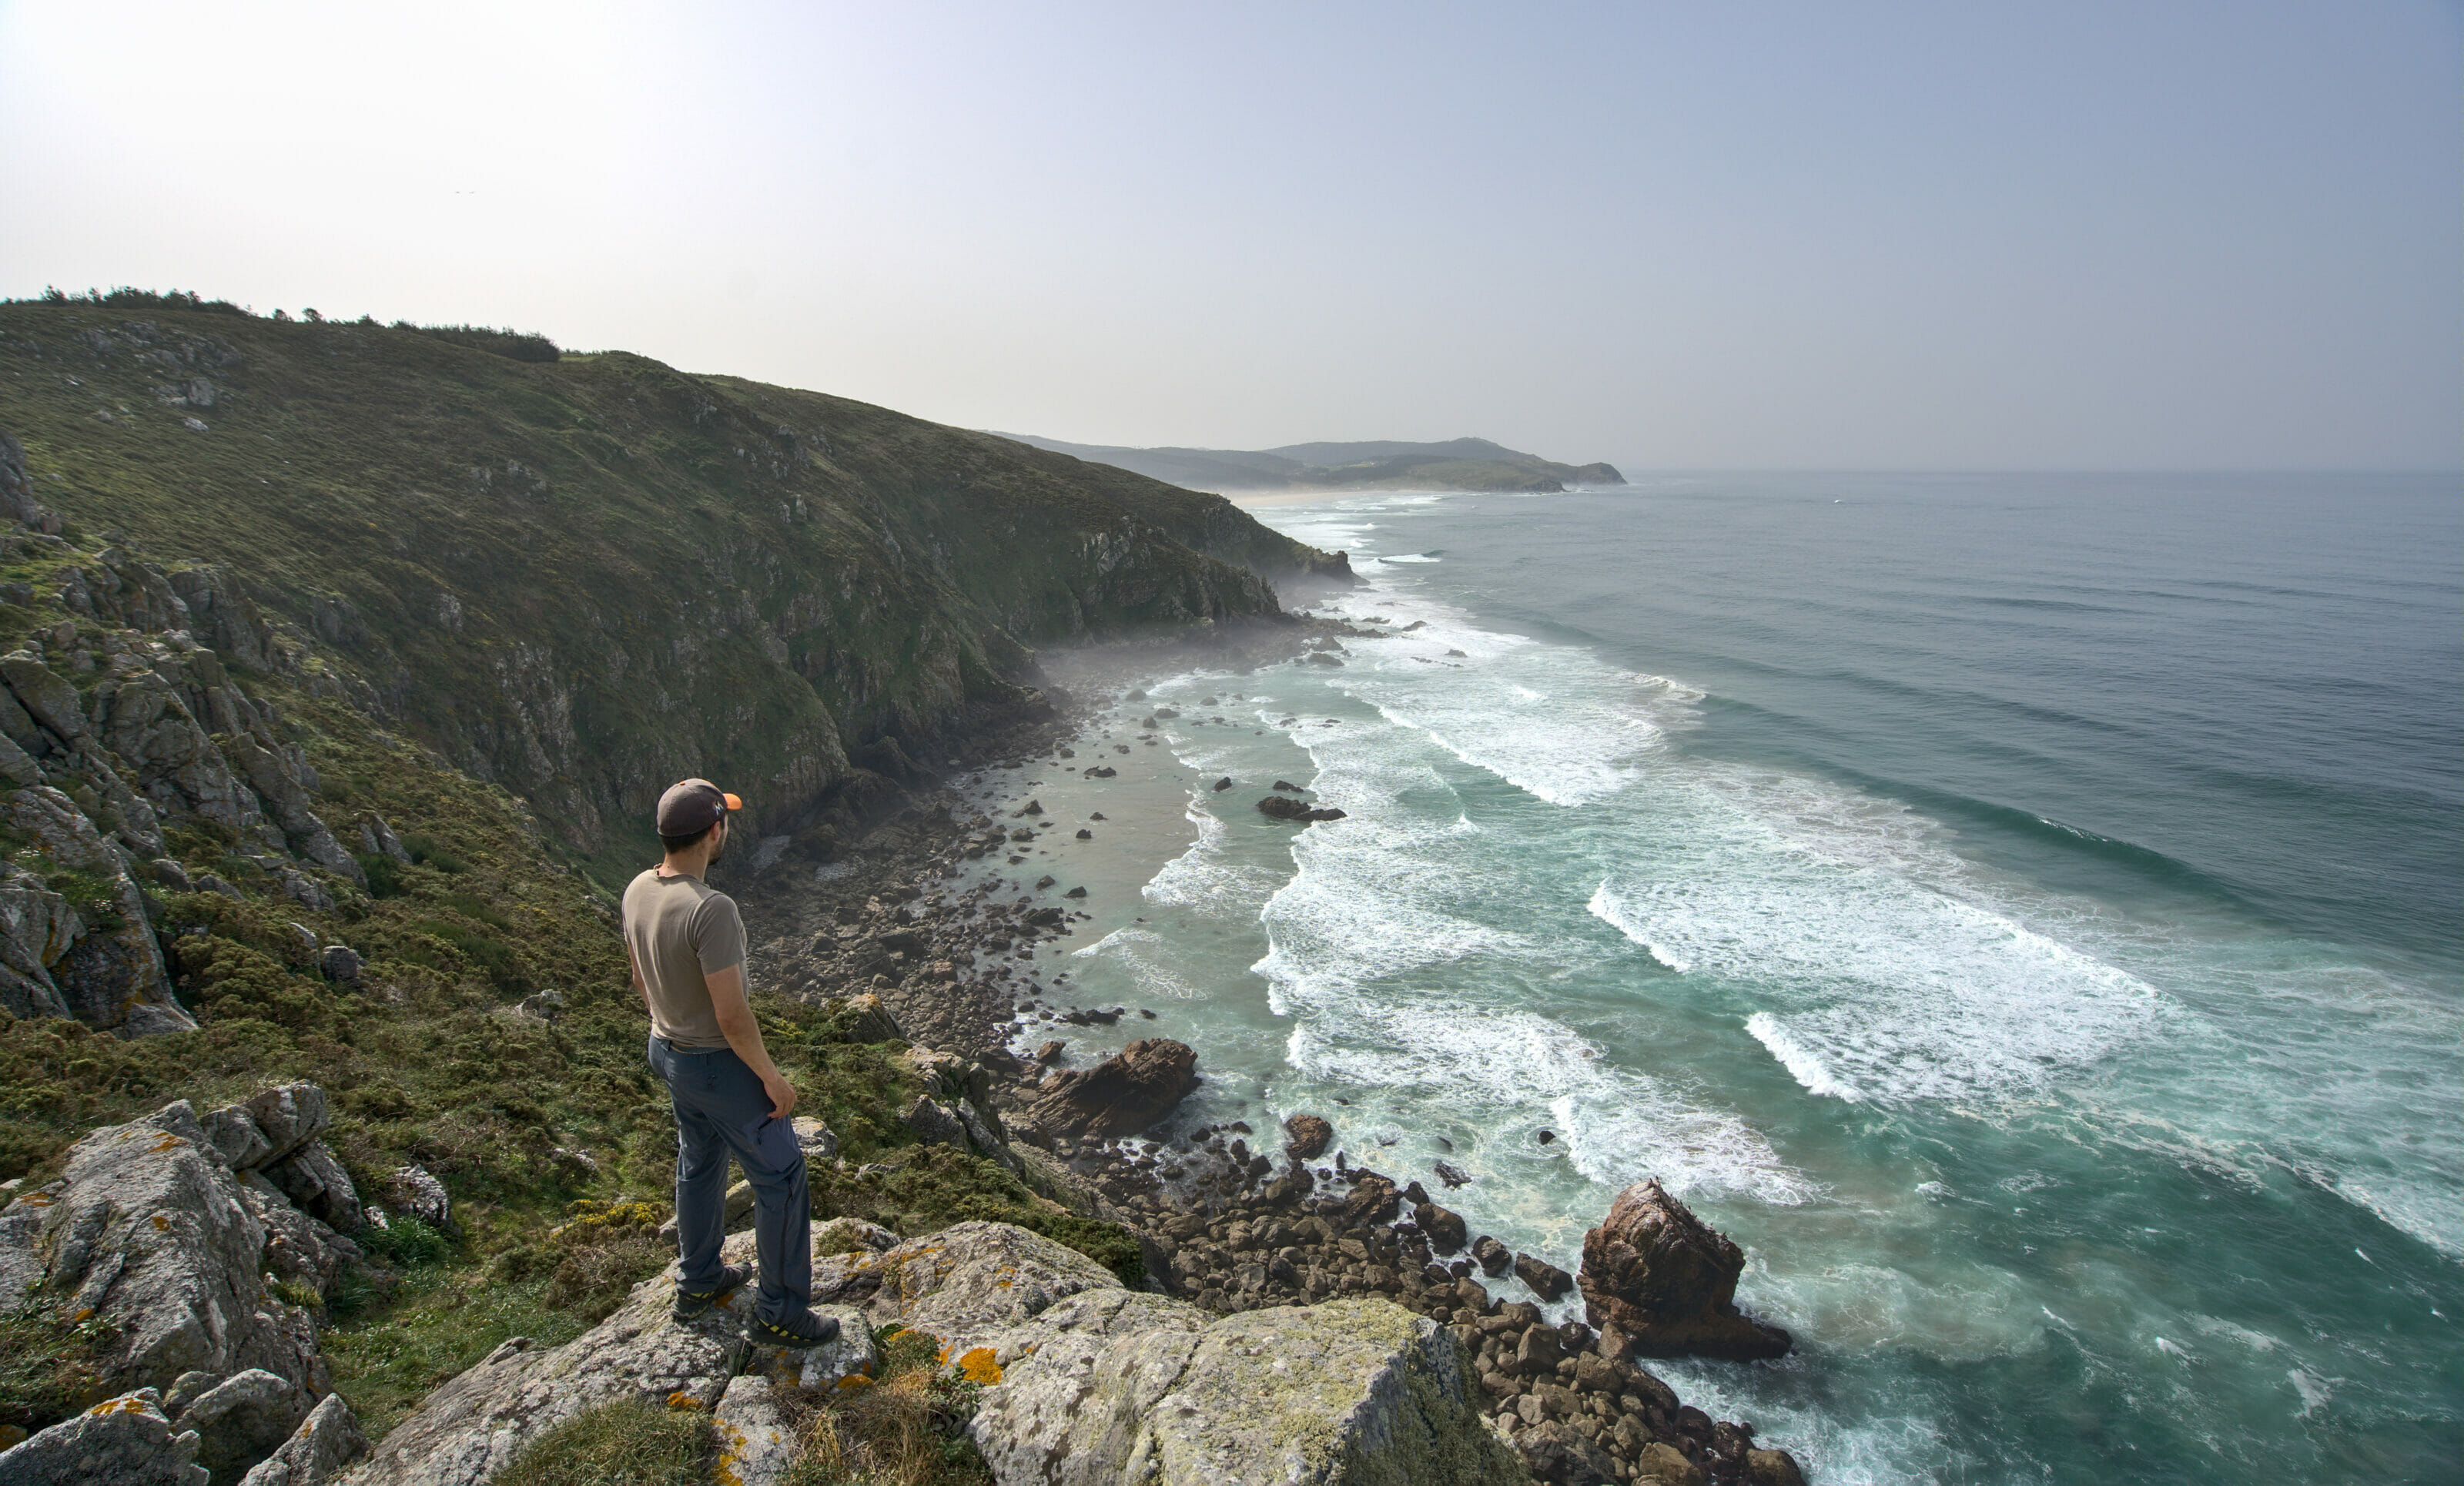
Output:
[1745, 1012, 1868, 1102]
[1588, 768, 2168, 1103]
[1281, 1002, 1816, 1207]
[1140, 795, 1282, 915]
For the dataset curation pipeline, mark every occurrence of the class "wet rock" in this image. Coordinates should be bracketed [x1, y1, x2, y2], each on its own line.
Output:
[1023, 1037, 1197, 1138]
[1074, 828, 1091, 839]
[1579, 1180, 1790, 1361]
[1340, 1173, 1401, 1226]
[1472, 1235, 1512, 1277]
[1212, 776, 1234, 792]
[1256, 794, 1347, 822]
[1284, 1113, 1334, 1160]
[236, 1393, 365, 1486]
[1434, 1159, 1472, 1189]
[0, 1387, 207, 1484]
[1514, 1251, 1574, 1302]
[1271, 780, 1303, 792]
[1746, 1447, 1810, 1486]
[1414, 1201, 1468, 1255]
[1063, 885, 1086, 899]
[1034, 1039, 1064, 1063]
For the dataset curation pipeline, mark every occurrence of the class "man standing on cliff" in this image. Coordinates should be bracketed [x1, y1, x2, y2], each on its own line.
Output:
[624, 778, 837, 1347]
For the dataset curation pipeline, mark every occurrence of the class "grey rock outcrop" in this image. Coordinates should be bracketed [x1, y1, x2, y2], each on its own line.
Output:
[0, 1100, 326, 1397]
[236, 1394, 367, 1486]
[710, 1374, 796, 1486]
[335, 1230, 870, 1486]
[0, 1387, 208, 1485]
[176, 1367, 310, 1482]
[802, 1222, 1525, 1486]
[0, 785, 192, 1036]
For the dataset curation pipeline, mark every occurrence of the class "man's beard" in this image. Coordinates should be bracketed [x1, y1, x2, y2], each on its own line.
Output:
[708, 832, 726, 865]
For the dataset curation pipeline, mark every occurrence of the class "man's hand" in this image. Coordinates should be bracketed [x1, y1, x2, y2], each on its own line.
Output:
[707, 964, 798, 1121]
[761, 1072, 798, 1120]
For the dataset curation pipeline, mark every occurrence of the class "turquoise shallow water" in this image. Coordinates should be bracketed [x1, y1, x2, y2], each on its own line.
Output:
[1009, 474, 2459, 1484]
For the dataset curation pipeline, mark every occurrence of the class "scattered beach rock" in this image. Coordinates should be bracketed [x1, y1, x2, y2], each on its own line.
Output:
[1579, 1179, 1791, 1361]
[1212, 776, 1234, 792]
[1257, 795, 1346, 823]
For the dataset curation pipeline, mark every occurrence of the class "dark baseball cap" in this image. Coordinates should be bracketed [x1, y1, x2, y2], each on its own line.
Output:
[656, 778, 742, 835]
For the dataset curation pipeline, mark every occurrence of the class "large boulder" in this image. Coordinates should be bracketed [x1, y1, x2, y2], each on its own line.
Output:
[0, 1387, 208, 1485]
[176, 1367, 310, 1482]
[803, 1222, 1527, 1486]
[237, 1393, 367, 1486]
[0, 1100, 325, 1397]
[1024, 1037, 1199, 1138]
[1284, 1112, 1334, 1160]
[1578, 1180, 1789, 1361]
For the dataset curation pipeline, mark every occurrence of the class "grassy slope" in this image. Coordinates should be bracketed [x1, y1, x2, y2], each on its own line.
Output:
[0, 302, 1254, 1445]
[0, 303, 1336, 879]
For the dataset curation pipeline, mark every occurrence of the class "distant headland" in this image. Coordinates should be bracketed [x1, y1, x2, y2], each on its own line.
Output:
[996, 433, 1625, 494]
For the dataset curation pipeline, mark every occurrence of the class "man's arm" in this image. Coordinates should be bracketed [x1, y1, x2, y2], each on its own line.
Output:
[706, 965, 796, 1120]
[628, 943, 651, 1016]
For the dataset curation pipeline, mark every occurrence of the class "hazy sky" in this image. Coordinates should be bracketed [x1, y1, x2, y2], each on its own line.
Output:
[4, 2, 2456, 469]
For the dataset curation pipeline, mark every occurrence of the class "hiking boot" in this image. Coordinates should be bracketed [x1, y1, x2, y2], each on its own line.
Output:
[754, 1310, 841, 1350]
[671, 1263, 752, 1322]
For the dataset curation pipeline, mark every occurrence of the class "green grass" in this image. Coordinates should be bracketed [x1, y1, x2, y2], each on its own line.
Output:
[494, 1399, 715, 1486]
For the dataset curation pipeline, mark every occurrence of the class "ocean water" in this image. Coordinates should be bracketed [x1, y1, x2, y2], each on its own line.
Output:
[987, 473, 2462, 1484]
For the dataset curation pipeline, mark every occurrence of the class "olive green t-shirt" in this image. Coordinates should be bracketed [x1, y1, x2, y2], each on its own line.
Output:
[622, 869, 747, 1050]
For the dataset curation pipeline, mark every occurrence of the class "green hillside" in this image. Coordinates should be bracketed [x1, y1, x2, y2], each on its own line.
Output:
[999, 431, 1625, 494]
[0, 296, 1349, 878]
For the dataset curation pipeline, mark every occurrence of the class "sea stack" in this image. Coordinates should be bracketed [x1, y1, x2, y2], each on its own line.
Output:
[1579, 1179, 1792, 1361]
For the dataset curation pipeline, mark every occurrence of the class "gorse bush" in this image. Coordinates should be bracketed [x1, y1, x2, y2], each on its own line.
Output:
[359, 1214, 453, 1270]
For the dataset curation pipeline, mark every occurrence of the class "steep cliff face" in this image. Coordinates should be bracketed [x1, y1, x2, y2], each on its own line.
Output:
[0, 306, 1346, 865]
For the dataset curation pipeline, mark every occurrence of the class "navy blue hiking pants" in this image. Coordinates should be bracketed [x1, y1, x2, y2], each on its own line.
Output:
[646, 1036, 811, 1323]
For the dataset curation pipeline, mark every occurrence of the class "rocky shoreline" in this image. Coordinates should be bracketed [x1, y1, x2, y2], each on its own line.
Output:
[732, 630, 1810, 1486]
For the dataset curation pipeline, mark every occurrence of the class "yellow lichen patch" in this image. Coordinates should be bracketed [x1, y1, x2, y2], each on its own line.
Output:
[665, 1391, 704, 1411]
[149, 1133, 184, 1153]
[835, 1374, 872, 1391]
[150, 1214, 169, 1231]
[72, 1307, 95, 1323]
[89, 1395, 149, 1416]
[16, 1192, 54, 1207]
[711, 1421, 750, 1486]
[956, 1347, 1003, 1385]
